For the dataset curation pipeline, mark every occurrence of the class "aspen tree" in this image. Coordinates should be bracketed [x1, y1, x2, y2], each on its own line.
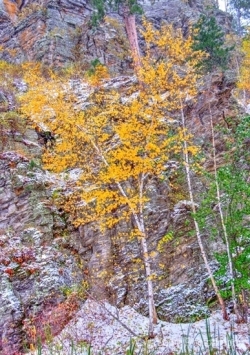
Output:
[237, 33, 250, 105]
[20, 21, 204, 336]
[142, 19, 229, 320]
[20, 75, 183, 338]
[208, 104, 242, 322]
[180, 100, 229, 321]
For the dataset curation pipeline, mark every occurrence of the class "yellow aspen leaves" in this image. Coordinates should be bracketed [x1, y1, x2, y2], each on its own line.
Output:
[237, 33, 250, 100]
[157, 232, 174, 252]
[19, 20, 202, 239]
[18, 25, 204, 329]
[86, 64, 110, 87]
[139, 20, 204, 107]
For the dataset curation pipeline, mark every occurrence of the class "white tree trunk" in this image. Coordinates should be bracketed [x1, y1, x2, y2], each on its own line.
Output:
[140, 234, 158, 338]
[180, 101, 228, 320]
[208, 104, 242, 322]
[79, 130, 158, 336]
[117, 178, 158, 338]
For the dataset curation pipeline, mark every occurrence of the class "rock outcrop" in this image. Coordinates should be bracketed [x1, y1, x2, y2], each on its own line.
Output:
[0, 0, 240, 353]
[0, 126, 84, 354]
[0, 0, 228, 70]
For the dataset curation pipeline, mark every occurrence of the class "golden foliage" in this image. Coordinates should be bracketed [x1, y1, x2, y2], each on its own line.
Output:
[237, 34, 250, 98]
[19, 21, 202, 235]
[139, 20, 204, 109]
[86, 64, 110, 86]
[157, 232, 174, 252]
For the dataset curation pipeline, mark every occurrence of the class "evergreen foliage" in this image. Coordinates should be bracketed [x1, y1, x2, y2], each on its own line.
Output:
[192, 15, 233, 72]
[91, 0, 143, 26]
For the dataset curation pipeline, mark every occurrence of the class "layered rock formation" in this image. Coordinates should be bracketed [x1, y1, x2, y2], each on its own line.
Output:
[0, 126, 85, 354]
[0, 0, 239, 353]
[0, 0, 128, 70]
[0, 0, 229, 69]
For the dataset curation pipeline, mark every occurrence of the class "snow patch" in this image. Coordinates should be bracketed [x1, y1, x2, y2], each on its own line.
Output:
[29, 299, 250, 354]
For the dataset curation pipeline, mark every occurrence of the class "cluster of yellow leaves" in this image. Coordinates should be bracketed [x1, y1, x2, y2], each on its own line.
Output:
[86, 64, 110, 87]
[19, 21, 202, 235]
[157, 232, 174, 252]
[139, 20, 205, 109]
[237, 33, 250, 98]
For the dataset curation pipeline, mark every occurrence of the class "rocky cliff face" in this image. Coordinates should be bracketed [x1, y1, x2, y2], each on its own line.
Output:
[0, 0, 238, 353]
[0, 0, 90, 65]
[0, 125, 86, 354]
[0, 0, 229, 69]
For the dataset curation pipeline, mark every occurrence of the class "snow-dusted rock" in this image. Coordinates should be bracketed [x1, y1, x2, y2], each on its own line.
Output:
[28, 299, 250, 355]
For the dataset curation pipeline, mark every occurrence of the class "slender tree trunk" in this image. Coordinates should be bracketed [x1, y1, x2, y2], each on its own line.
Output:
[122, 6, 141, 71]
[234, 54, 247, 107]
[79, 132, 157, 337]
[137, 173, 157, 337]
[139, 233, 158, 338]
[180, 100, 228, 321]
[116, 183, 158, 338]
[225, 0, 228, 12]
[208, 103, 242, 322]
[236, 8, 242, 35]
[119, 180, 157, 337]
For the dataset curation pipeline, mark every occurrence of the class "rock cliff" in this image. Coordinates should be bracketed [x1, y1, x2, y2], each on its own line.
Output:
[0, 124, 85, 353]
[0, 0, 230, 69]
[0, 0, 239, 353]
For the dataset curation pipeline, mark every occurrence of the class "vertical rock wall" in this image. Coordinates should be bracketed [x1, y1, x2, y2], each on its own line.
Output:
[0, 0, 223, 69]
[0, 127, 84, 353]
[0, 0, 239, 352]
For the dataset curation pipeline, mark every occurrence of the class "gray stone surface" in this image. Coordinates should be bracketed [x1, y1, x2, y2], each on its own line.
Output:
[0, 141, 84, 353]
[0, 0, 228, 71]
[0, 0, 239, 353]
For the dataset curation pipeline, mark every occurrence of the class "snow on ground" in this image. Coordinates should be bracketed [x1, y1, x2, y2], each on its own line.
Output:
[30, 299, 250, 354]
